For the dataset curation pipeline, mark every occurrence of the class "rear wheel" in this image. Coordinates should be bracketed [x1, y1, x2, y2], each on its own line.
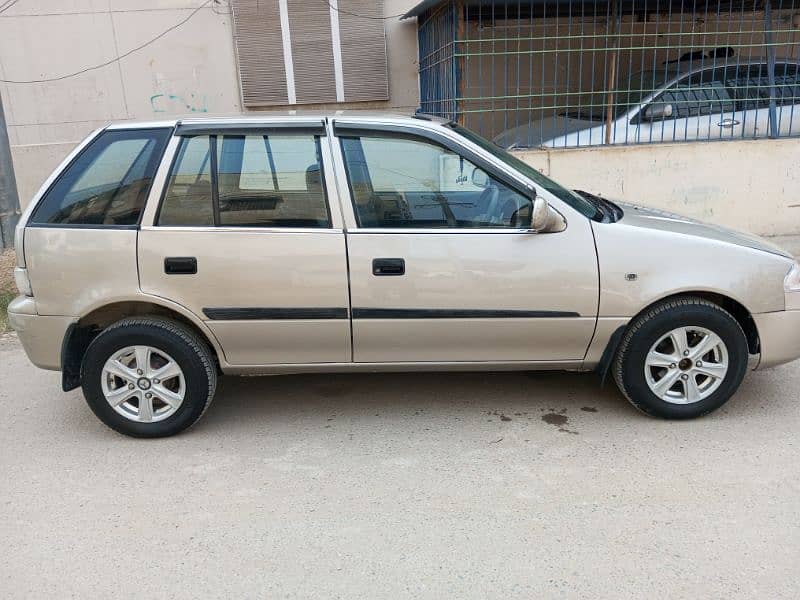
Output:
[82, 317, 217, 437]
[613, 297, 749, 419]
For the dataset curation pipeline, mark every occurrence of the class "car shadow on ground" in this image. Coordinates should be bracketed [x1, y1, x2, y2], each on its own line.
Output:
[190, 370, 638, 436]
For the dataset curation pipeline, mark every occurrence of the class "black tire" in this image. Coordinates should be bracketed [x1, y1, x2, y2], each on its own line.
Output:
[82, 317, 217, 438]
[613, 297, 749, 419]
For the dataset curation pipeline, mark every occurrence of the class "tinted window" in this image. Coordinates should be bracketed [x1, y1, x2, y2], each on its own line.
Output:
[158, 132, 330, 228]
[774, 64, 800, 106]
[30, 128, 169, 226]
[648, 69, 734, 119]
[341, 134, 532, 228]
[729, 64, 773, 110]
[217, 134, 329, 227]
[158, 135, 214, 226]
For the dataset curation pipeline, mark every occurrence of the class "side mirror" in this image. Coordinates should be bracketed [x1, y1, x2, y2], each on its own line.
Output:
[530, 196, 550, 232]
[471, 167, 490, 189]
[643, 103, 674, 121]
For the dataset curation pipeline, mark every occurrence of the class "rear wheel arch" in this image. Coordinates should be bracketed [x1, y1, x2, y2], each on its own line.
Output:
[61, 300, 222, 391]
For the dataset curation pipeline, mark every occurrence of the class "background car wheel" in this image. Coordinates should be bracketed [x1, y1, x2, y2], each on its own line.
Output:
[613, 297, 749, 419]
[82, 317, 217, 437]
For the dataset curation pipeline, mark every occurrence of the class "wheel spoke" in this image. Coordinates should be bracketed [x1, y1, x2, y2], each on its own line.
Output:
[134, 346, 151, 376]
[684, 375, 702, 403]
[152, 384, 184, 408]
[105, 360, 138, 384]
[105, 386, 135, 407]
[694, 361, 727, 379]
[669, 328, 689, 357]
[138, 394, 154, 422]
[690, 332, 722, 360]
[151, 360, 181, 382]
[646, 350, 677, 368]
[652, 369, 681, 397]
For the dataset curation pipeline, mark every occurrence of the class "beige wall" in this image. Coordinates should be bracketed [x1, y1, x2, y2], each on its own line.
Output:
[1, 0, 420, 205]
[515, 137, 800, 236]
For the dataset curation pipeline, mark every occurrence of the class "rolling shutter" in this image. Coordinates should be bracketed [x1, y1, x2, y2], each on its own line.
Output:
[231, 0, 389, 107]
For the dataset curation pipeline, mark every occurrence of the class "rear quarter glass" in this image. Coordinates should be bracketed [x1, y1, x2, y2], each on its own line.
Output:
[29, 128, 172, 227]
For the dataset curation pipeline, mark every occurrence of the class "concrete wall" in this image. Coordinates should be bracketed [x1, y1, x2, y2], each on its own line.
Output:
[515, 137, 800, 236]
[0, 0, 420, 206]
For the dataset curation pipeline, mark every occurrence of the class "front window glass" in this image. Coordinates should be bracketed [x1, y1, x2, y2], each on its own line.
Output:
[30, 128, 170, 226]
[340, 134, 533, 228]
[646, 69, 735, 119]
[449, 124, 600, 219]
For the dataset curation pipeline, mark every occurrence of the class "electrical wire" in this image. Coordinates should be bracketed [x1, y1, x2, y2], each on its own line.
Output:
[0, 0, 214, 83]
[320, 0, 406, 20]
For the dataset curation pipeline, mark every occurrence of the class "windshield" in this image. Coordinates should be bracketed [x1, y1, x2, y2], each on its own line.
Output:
[449, 123, 600, 219]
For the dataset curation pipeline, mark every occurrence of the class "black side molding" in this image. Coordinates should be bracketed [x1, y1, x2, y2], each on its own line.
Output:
[203, 307, 349, 320]
[351, 308, 580, 319]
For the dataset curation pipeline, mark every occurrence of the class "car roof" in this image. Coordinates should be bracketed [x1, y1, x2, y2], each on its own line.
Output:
[104, 111, 452, 131]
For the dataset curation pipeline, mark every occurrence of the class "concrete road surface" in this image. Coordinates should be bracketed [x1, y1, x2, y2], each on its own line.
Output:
[1, 332, 798, 599]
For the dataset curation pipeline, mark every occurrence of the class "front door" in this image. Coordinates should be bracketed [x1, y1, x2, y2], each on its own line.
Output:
[332, 123, 599, 364]
[138, 124, 351, 366]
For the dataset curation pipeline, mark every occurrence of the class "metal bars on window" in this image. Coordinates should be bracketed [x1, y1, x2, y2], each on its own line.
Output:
[416, 0, 800, 148]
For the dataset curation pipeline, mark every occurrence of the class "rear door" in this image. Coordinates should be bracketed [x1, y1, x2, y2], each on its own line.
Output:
[331, 121, 599, 364]
[138, 122, 351, 366]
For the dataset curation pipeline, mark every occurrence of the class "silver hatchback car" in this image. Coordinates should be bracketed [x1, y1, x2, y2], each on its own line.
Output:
[8, 113, 800, 437]
[495, 59, 800, 148]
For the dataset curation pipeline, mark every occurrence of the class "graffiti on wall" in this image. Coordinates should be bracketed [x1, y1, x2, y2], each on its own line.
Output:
[150, 91, 209, 113]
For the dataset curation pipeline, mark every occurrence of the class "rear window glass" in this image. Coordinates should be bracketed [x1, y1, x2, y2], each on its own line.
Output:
[158, 132, 330, 228]
[30, 128, 170, 226]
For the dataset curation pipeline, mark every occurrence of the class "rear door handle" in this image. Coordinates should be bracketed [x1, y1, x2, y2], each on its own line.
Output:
[164, 257, 197, 275]
[372, 258, 405, 276]
[718, 118, 740, 128]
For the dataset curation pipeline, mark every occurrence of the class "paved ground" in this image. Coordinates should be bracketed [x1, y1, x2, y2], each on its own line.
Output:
[1, 334, 798, 598]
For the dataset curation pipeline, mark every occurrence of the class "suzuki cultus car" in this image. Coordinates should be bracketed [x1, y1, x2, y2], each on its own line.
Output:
[9, 113, 800, 437]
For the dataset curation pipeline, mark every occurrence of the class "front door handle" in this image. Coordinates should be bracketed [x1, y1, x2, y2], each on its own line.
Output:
[718, 118, 740, 128]
[164, 257, 197, 275]
[372, 258, 405, 276]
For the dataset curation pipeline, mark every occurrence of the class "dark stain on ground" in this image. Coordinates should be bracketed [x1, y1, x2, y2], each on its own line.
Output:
[580, 406, 598, 412]
[541, 413, 568, 426]
[500, 414, 512, 422]
[541, 412, 580, 435]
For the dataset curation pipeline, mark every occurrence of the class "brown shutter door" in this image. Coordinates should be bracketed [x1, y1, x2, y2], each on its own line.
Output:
[338, 0, 389, 102]
[287, 0, 338, 104]
[231, 0, 289, 107]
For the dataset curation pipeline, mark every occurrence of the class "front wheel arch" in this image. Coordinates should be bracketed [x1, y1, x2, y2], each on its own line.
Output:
[596, 291, 760, 382]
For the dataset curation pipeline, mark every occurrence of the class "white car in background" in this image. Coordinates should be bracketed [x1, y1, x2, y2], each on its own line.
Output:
[494, 59, 800, 148]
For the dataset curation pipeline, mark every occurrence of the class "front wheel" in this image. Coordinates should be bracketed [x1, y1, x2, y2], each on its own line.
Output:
[82, 317, 217, 437]
[613, 297, 749, 419]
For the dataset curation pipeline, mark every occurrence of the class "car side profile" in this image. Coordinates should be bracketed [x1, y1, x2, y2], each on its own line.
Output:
[494, 59, 800, 148]
[8, 113, 800, 437]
